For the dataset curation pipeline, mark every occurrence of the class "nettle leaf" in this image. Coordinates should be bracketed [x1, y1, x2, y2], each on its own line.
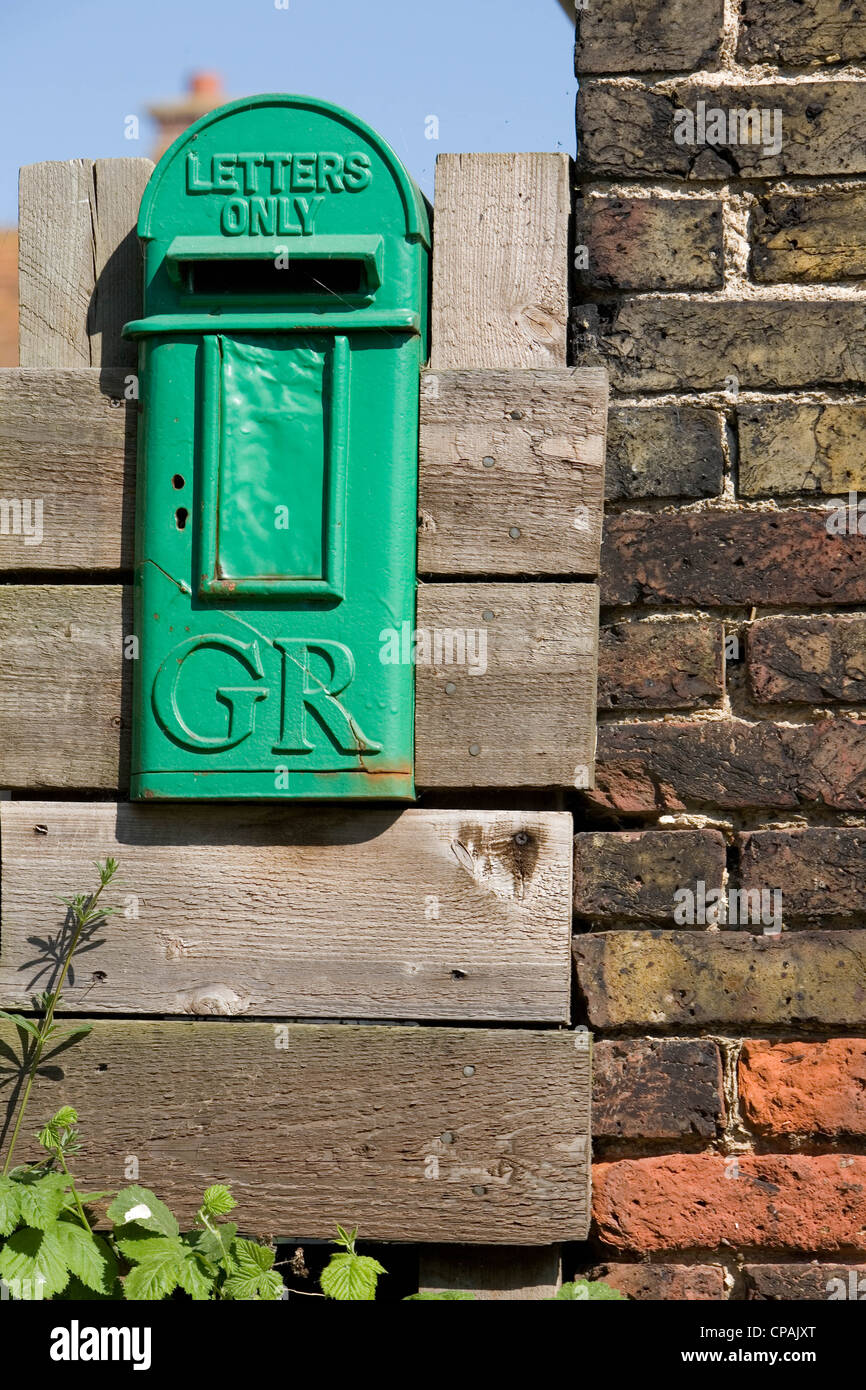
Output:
[185, 1222, 236, 1264]
[0, 1225, 70, 1298]
[58, 1274, 123, 1301]
[222, 1238, 284, 1302]
[122, 1248, 183, 1301]
[201, 1184, 236, 1218]
[0, 1176, 22, 1237]
[175, 1252, 215, 1301]
[108, 1185, 178, 1238]
[114, 1227, 185, 1264]
[15, 1172, 67, 1231]
[555, 1279, 628, 1301]
[320, 1250, 386, 1301]
[404, 1290, 475, 1300]
[54, 1218, 118, 1295]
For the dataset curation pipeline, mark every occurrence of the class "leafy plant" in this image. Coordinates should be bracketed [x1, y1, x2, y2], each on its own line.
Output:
[0, 861, 283, 1301]
[319, 1225, 386, 1301]
[554, 1278, 627, 1301]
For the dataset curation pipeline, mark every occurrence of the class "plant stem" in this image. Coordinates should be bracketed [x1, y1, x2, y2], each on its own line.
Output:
[54, 1148, 92, 1233]
[2, 868, 114, 1175]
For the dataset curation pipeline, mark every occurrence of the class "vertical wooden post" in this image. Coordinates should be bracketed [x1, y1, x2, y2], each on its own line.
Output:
[420, 150, 574, 1299]
[18, 156, 152, 369]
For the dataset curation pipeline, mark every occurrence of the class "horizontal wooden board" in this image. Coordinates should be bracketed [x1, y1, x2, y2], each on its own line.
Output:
[418, 368, 606, 575]
[414, 583, 598, 788]
[0, 801, 572, 1022]
[0, 369, 134, 569]
[0, 1019, 591, 1242]
[0, 367, 605, 577]
[0, 584, 597, 790]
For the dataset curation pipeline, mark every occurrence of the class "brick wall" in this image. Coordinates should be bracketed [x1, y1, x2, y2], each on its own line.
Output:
[574, 0, 866, 1299]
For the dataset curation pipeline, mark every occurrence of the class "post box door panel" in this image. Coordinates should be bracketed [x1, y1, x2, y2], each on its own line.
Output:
[199, 333, 348, 598]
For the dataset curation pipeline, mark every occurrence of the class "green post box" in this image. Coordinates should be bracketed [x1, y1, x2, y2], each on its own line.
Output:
[124, 94, 429, 800]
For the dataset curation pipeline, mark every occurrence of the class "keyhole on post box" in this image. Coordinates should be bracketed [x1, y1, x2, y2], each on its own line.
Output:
[172, 474, 185, 489]
[175, 507, 189, 530]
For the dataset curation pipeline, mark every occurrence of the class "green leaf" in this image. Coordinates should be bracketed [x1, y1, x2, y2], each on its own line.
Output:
[54, 1218, 117, 1294]
[0, 1176, 21, 1237]
[0, 1225, 70, 1298]
[15, 1172, 67, 1230]
[320, 1250, 386, 1301]
[0, 1010, 41, 1038]
[57, 1274, 123, 1301]
[108, 1185, 178, 1238]
[404, 1290, 475, 1300]
[175, 1251, 215, 1301]
[201, 1183, 236, 1217]
[55, 1026, 93, 1043]
[114, 1227, 185, 1264]
[554, 1279, 627, 1301]
[122, 1249, 183, 1301]
[185, 1222, 236, 1264]
[222, 1239, 284, 1301]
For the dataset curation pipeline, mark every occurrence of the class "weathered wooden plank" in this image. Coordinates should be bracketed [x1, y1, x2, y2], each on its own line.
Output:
[90, 158, 153, 369]
[415, 582, 598, 788]
[0, 801, 572, 1022]
[419, 368, 606, 575]
[0, 585, 130, 788]
[418, 1244, 562, 1299]
[0, 367, 605, 576]
[0, 1019, 591, 1243]
[430, 153, 571, 369]
[0, 583, 597, 791]
[0, 370, 135, 569]
[18, 158, 152, 370]
[19, 161, 96, 368]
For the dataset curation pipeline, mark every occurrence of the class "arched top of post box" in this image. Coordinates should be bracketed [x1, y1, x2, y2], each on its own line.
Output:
[138, 92, 430, 247]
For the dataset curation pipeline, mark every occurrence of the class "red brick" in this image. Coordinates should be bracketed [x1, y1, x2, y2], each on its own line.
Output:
[748, 615, 866, 704]
[590, 1262, 726, 1300]
[577, 195, 722, 291]
[593, 1154, 866, 1254]
[598, 620, 723, 711]
[746, 1263, 866, 1300]
[574, 829, 726, 923]
[602, 510, 866, 609]
[739, 1040, 866, 1138]
[594, 1039, 725, 1140]
[739, 827, 866, 922]
[589, 719, 866, 814]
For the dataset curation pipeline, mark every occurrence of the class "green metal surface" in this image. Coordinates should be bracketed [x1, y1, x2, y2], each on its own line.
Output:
[126, 94, 429, 800]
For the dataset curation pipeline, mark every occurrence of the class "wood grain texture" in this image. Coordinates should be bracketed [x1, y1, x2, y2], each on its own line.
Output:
[0, 370, 135, 570]
[0, 367, 605, 577]
[90, 158, 153, 370]
[430, 153, 571, 369]
[19, 161, 96, 368]
[18, 158, 152, 369]
[0, 584, 597, 791]
[0, 1019, 591, 1242]
[0, 802, 573, 1022]
[418, 368, 606, 576]
[415, 583, 598, 788]
[0, 584, 130, 789]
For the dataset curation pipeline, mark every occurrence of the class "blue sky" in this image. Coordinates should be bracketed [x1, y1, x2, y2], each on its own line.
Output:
[0, 0, 575, 225]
